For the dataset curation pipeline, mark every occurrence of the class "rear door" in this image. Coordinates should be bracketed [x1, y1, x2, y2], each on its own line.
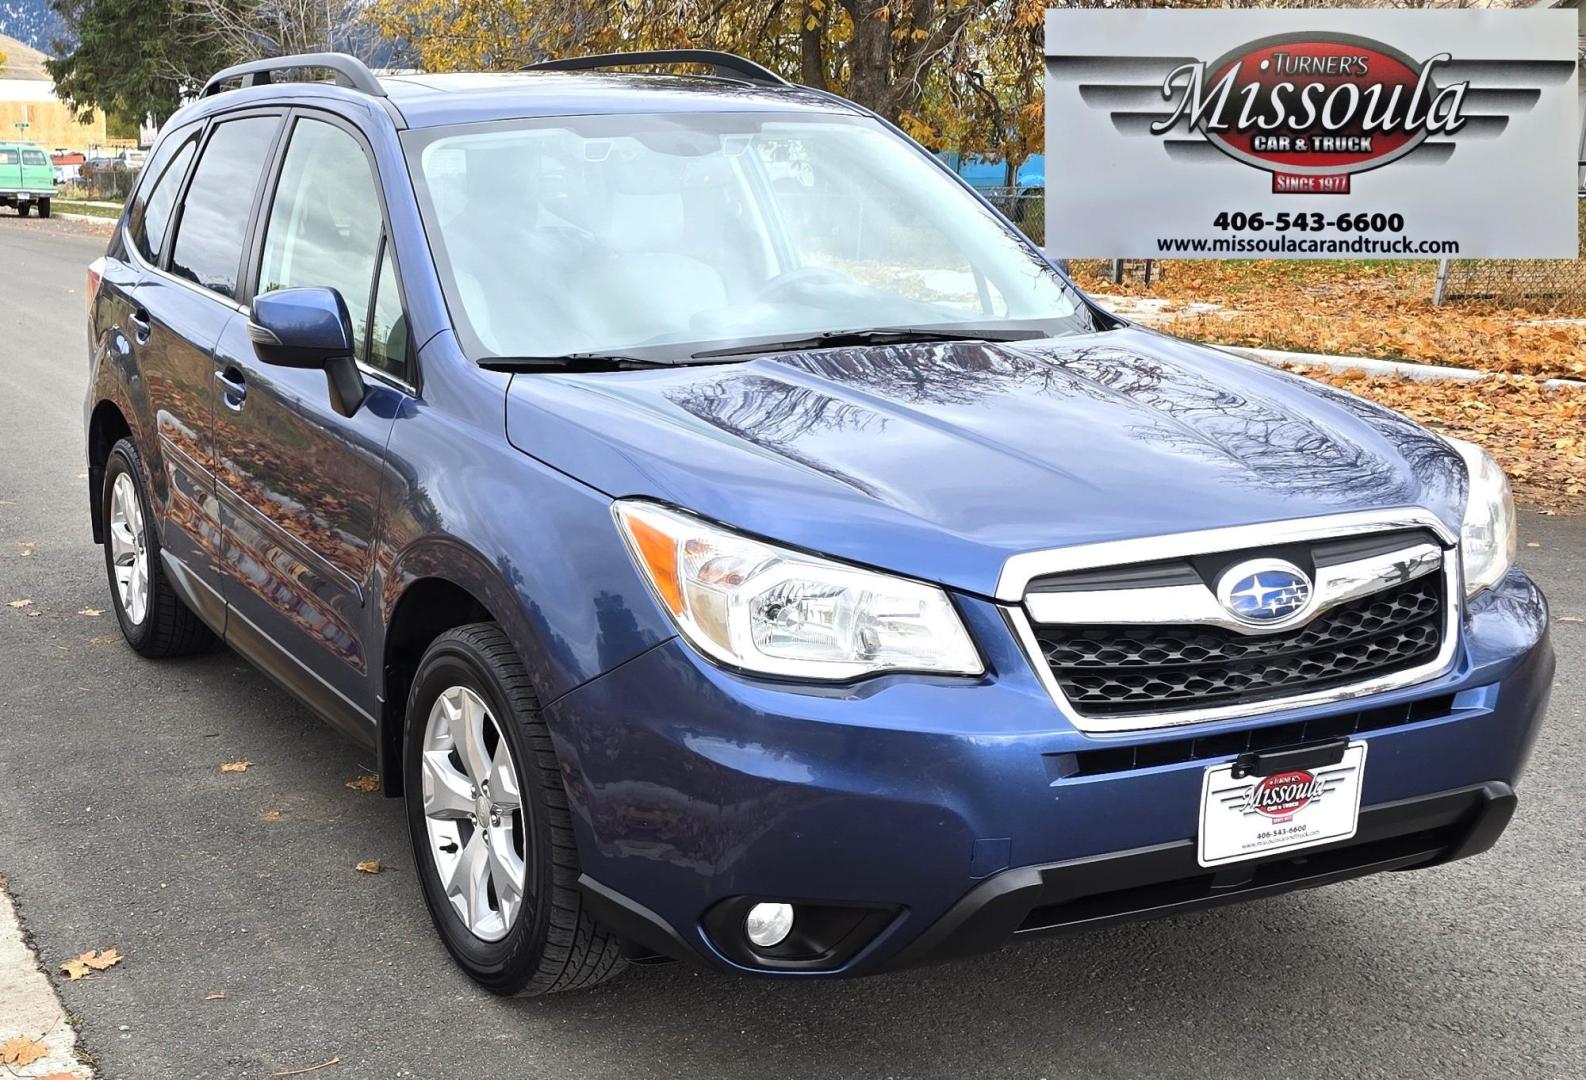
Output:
[131, 113, 284, 619]
[213, 110, 408, 730]
[20, 147, 53, 194]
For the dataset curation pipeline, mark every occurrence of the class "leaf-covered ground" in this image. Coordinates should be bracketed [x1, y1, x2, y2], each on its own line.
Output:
[1073, 261, 1586, 513]
[1075, 260, 1586, 381]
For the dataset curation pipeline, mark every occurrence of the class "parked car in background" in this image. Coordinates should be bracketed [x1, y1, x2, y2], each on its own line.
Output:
[0, 142, 55, 216]
[937, 150, 1045, 196]
[83, 50, 1553, 998]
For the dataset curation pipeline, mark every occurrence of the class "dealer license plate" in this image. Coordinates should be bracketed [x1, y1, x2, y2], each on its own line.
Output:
[1197, 742, 1368, 867]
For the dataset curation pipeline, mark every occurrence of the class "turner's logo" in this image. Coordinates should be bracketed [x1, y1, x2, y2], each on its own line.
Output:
[1152, 34, 1470, 180]
[1246, 770, 1327, 820]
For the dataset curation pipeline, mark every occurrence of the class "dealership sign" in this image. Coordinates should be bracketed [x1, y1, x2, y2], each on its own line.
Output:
[1045, 10, 1578, 258]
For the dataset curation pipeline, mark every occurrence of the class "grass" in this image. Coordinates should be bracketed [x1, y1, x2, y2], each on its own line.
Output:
[48, 200, 121, 220]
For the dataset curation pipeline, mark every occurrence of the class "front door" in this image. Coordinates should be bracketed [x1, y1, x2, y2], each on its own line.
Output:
[213, 113, 409, 729]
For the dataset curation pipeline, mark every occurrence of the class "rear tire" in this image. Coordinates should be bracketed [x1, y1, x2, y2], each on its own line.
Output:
[16, 202, 29, 218]
[101, 438, 216, 657]
[37, 199, 50, 219]
[404, 623, 626, 996]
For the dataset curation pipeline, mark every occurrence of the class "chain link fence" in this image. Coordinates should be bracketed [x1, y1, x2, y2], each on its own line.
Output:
[1435, 200, 1586, 313]
[980, 187, 1045, 247]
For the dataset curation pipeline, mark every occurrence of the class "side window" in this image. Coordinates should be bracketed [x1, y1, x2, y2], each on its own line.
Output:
[133, 138, 198, 265]
[169, 116, 279, 298]
[21, 149, 47, 166]
[258, 118, 385, 364]
[0, 150, 17, 165]
[368, 244, 409, 381]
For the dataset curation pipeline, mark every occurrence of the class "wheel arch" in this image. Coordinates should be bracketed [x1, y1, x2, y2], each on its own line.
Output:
[377, 537, 557, 798]
[87, 398, 134, 544]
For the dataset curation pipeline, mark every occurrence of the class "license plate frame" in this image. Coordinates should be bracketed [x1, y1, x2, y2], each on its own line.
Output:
[1197, 741, 1368, 867]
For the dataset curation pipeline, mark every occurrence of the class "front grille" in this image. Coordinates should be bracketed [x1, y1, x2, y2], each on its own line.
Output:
[1034, 573, 1445, 718]
[1052, 693, 1458, 778]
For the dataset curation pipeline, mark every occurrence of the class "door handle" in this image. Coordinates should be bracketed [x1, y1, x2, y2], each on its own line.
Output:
[129, 306, 152, 344]
[215, 367, 247, 411]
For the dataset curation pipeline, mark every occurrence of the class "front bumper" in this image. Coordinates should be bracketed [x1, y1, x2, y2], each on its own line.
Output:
[546, 568, 1552, 977]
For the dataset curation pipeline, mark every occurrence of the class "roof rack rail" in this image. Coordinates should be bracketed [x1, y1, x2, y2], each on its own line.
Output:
[200, 52, 387, 99]
[523, 49, 789, 88]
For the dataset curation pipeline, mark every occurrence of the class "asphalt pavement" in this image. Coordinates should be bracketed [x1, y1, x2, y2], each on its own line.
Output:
[0, 215, 1582, 1080]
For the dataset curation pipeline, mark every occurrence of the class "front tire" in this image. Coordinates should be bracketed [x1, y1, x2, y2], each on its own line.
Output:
[404, 623, 625, 996]
[101, 438, 216, 657]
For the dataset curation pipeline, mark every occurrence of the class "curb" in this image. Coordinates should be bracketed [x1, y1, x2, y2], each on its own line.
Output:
[1222, 344, 1586, 392]
[54, 212, 117, 227]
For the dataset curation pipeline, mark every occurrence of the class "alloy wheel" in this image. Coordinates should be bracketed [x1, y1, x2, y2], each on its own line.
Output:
[420, 686, 528, 942]
[108, 472, 149, 625]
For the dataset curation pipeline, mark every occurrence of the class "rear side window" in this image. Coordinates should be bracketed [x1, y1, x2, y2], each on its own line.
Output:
[127, 122, 201, 263]
[169, 116, 279, 299]
[22, 150, 47, 166]
[0, 150, 17, 165]
[258, 118, 384, 361]
[133, 138, 198, 264]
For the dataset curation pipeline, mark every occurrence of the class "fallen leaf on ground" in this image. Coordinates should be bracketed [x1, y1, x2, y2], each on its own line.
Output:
[344, 773, 379, 793]
[206, 992, 227, 1001]
[78, 608, 103, 617]
[17, 542, 34, 557]
[354, 860, 382, 874]
[259, 809, 285, 822]
[26, 610, 42, 618]
[59, 947, 122, 980]
[0, 1035, 48, 1066]
[89, 635, 119, 645]
[38, 1073, 81, 1080]
[1559, 616, 1583, 624]
[220, 760, 252, 773]
[7, 598, 32, 608]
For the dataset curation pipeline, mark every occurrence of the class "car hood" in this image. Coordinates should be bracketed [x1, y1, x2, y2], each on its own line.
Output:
[504, 327, 1466, 599]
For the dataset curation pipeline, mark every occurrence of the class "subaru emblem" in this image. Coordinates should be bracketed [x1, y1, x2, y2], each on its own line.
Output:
[1216, 559, 1314, 627]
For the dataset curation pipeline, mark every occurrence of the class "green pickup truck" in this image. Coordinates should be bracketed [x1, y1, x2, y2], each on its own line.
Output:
[0, 143, 55, 217]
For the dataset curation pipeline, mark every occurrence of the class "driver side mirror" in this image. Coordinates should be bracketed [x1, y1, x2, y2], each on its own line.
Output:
[248, 287, 366, 418]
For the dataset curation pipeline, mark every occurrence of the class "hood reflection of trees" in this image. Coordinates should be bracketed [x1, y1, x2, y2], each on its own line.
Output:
[662, 339, 1461, 509]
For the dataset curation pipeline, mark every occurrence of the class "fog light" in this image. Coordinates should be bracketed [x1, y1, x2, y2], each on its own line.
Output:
[744, 902, 794, 948]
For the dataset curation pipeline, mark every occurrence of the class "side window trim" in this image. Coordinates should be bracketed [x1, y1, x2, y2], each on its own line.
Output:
[362, 233, 388, 368]
[248, 106, 414, 389]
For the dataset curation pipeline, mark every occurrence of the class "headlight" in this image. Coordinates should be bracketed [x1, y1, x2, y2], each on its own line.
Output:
[1447, 437, 1516, 596]
[613, 501, 983, 680]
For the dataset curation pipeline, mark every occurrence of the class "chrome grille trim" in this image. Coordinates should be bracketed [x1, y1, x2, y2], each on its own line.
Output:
[1003, 508, 1464, 734]
[1024, 540, 1442, 635]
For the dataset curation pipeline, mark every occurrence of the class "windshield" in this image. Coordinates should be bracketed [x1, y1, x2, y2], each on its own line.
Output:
[404, 111, 1091, 361]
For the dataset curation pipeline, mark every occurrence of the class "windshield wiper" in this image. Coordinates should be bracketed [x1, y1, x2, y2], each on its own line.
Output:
[690, 326, 1047, 360]
[479, 353, 668, 373]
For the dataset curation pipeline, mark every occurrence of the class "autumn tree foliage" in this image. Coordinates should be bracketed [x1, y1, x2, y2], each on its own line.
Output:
[369, 0, 1049, 166]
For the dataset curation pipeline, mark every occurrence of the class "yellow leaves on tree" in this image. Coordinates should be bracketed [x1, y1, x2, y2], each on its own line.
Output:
[60, 946, 123, 980]
[365, 0, 1043, 164]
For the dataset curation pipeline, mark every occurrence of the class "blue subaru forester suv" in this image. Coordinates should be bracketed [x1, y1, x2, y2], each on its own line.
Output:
[84, 51, 1553, 995]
